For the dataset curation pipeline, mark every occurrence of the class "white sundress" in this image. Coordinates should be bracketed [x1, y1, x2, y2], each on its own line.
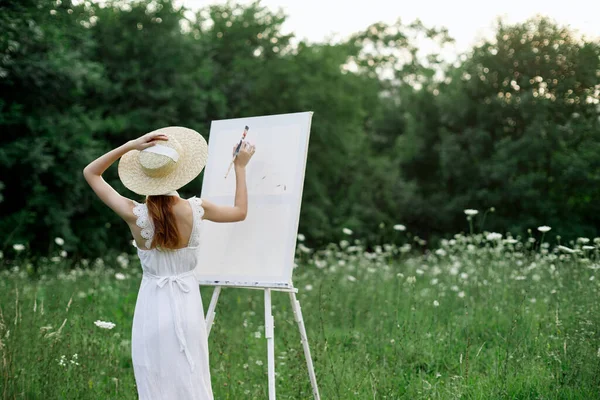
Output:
[130, 196, 214, 400]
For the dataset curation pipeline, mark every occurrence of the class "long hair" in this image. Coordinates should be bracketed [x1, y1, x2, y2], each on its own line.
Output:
[146, 195, 180, 250]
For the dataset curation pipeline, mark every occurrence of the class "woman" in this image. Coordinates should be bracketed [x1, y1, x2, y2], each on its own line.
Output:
[83, 126, 255, 399]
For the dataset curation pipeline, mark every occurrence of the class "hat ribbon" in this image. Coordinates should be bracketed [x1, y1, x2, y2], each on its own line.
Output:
[143, 144, 180, 162]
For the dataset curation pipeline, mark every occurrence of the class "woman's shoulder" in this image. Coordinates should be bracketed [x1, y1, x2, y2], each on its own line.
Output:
[185, 196, 203, 206]
[185, 196, 205, 219]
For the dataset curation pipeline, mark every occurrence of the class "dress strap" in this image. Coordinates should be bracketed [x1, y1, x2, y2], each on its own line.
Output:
[132, 201, 154, 249]
[187, 197, 205, 247]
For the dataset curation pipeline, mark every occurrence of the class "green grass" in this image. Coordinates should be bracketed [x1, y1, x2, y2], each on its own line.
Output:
[2, 232, 600, 399]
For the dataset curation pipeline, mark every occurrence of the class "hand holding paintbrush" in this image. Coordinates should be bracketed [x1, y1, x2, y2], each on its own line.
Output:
[225, 126, 255, 178]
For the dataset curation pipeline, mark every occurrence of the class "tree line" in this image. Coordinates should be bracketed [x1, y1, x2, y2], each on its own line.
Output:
[1, 0, 598, 258]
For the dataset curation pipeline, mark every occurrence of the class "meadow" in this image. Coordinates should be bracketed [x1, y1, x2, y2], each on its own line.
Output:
[2, 216, 600, 399]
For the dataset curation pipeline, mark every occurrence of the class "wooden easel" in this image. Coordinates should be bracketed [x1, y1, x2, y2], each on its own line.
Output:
[202, 283, 320, 400]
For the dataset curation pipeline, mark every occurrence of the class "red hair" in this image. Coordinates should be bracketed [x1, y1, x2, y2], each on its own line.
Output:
[146, 196, 180, 250]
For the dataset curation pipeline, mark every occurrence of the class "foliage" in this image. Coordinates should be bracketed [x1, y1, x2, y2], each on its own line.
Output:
[386, 17, 600, 241]
[0, 0, 599, 257]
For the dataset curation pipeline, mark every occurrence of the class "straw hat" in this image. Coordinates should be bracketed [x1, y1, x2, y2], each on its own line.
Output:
[118, 126, 208, 196]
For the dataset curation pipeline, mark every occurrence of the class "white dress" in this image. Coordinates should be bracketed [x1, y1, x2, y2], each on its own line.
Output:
[130, 196, 214, 400]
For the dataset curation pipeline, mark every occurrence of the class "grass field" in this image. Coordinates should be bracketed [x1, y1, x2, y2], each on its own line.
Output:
[2, 227, 600, 399]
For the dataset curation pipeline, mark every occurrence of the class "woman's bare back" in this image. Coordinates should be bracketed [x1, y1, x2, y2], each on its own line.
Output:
[128, 198, 195, 250]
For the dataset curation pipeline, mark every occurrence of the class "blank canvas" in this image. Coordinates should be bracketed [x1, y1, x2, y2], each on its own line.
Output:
[195, 112, 313, 288]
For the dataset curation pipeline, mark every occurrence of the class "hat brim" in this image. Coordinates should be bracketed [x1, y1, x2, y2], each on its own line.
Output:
[118, 126, 208, 196]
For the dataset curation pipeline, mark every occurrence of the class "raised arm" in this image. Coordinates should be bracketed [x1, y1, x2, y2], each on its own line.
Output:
[202, 141, 255, 223]
[83, 132, 168, 221]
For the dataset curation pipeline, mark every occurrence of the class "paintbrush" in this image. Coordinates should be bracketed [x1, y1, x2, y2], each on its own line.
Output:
[224, 125, 250, 179]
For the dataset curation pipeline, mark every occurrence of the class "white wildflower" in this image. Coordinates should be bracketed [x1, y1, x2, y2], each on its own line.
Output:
[504, 238, 518, 244]
[314, 259, 327, 269]
[339, 240, 349, 249]
[116, 254, 129, 268]
[577, 237, 590, 244]
[60, 250, 67, 258]
[342, 228, 353, 235]
[304, 284, 313, 291]
[297, 233, 305, 242]
[433, 300, 439, 307]
[557, 245, 577, 254]
[460, 272, 469, 280]
[297, 243, 311, 254]
[537, 226, 551, 233]
[458, 291, 465, 298]
[406, 276, 416, 284]
[338, 260, 346, 266]
[243, 363, 248, 369]
[347, 275, 357, 282]
[254, 331, 261, 339]
[58, 355, 67, 367]
[115, 272, 126, 281]
[464, 209, 478, 216]
[393, 224, 406, 231]
[256, 360, 263, 366]
[13, 244, 25, 252]
[94, 320, 116, 330]
[486, 232, 502, 241]
[55, 237, 65, 246]
[435, 249, 447, 257]
[582, 246, 595, 250]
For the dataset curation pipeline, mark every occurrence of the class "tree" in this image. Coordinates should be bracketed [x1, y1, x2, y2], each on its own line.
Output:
[390, 16, 600, 238]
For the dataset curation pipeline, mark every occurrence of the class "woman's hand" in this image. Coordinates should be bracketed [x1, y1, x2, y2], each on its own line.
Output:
[233, 141, 256, 168]
[129, 132, 169, 151]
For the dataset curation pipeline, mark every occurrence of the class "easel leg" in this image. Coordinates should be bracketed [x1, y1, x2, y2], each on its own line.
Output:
[289, 292, 321, 400]
[205, 286, 222, 336]
[264, 289, 276, 400]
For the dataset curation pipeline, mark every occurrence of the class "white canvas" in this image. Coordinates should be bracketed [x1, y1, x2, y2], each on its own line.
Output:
[195, 112, 313, 288]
